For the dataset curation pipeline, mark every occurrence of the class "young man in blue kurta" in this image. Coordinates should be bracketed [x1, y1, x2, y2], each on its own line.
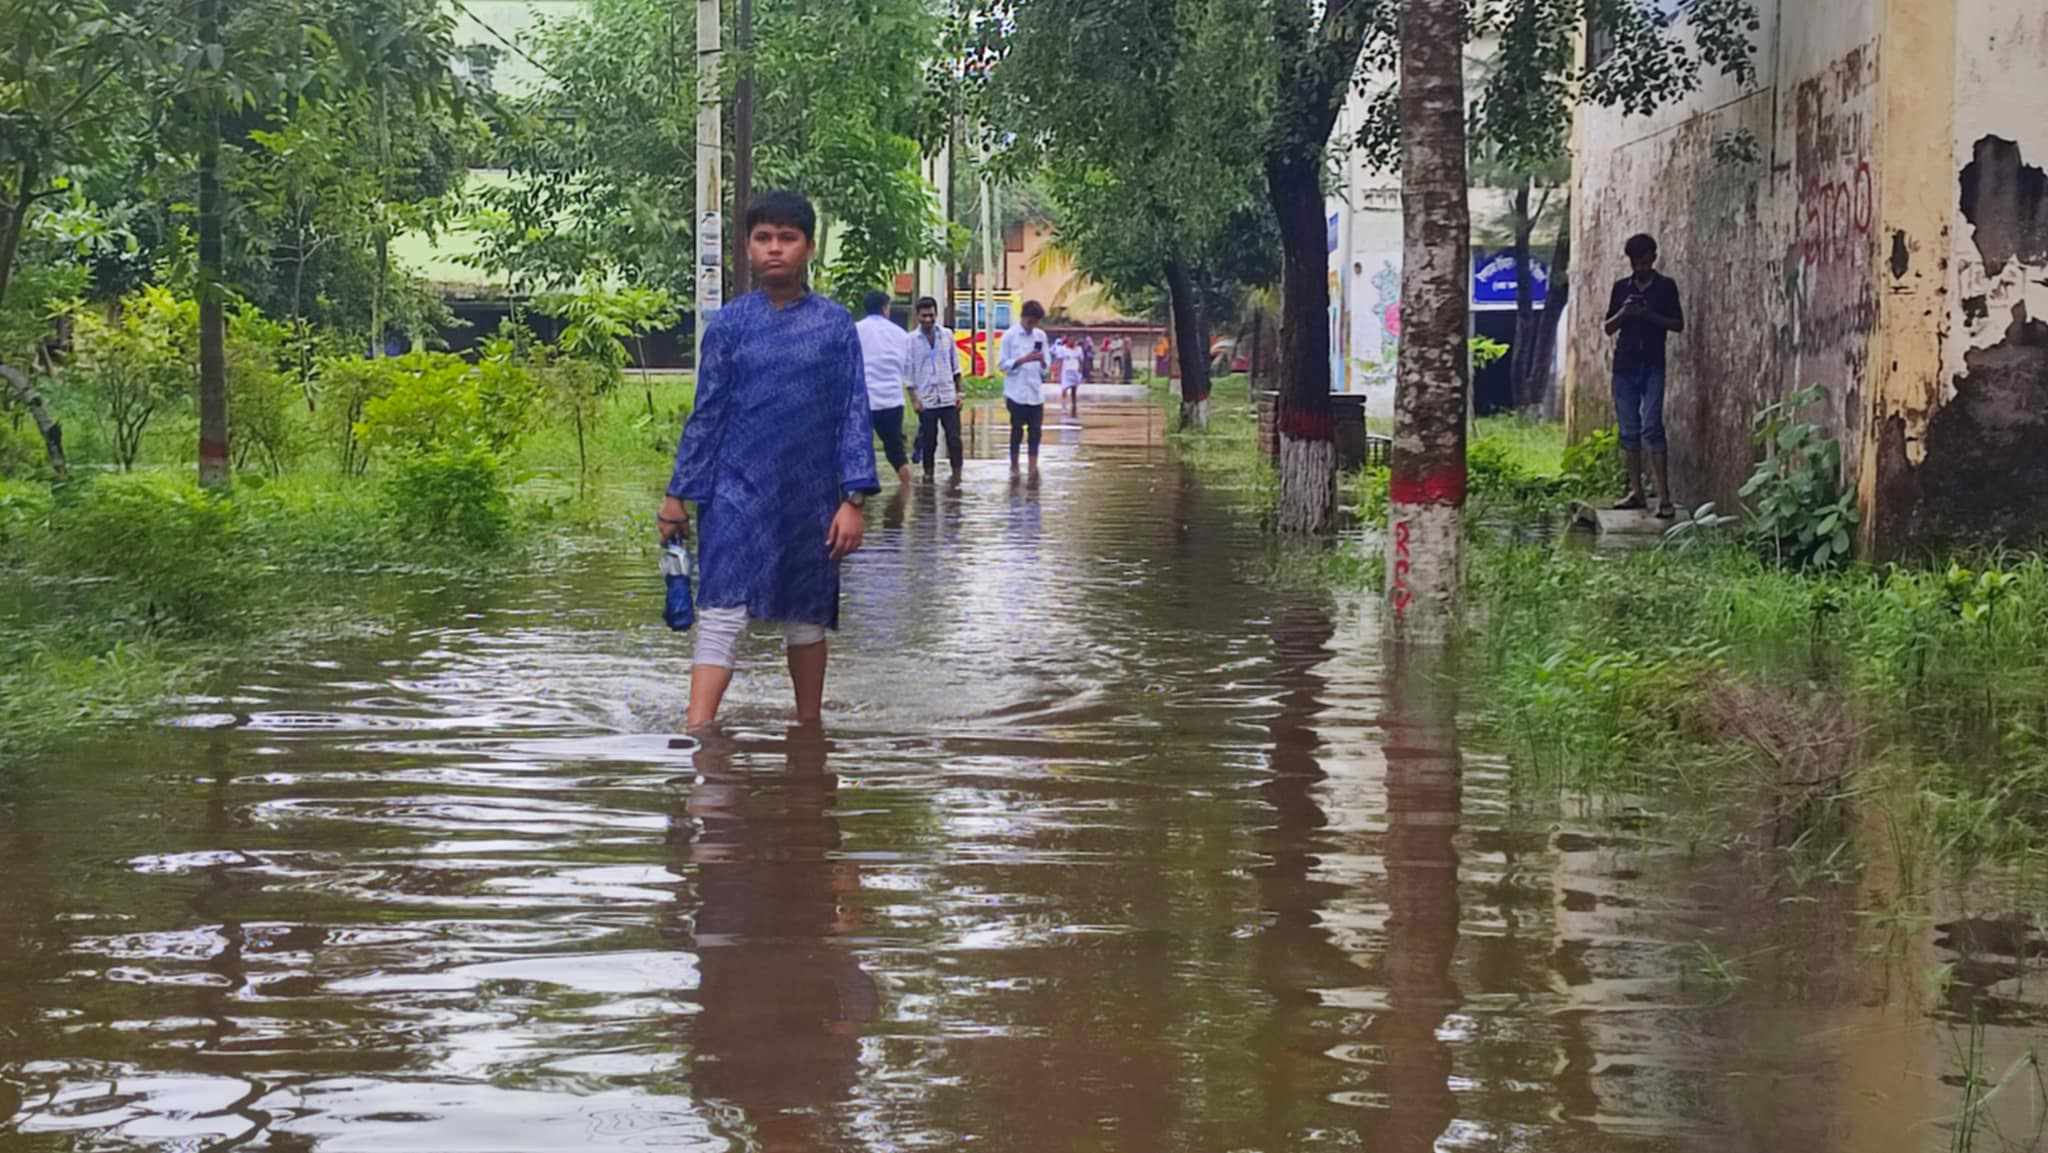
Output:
[657, 190, 881, 729]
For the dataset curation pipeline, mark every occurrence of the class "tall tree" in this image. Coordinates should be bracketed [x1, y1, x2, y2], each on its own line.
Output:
[986, 0, 1267, 429]
[1387, 0, 1470, 639]
[0, 0, 158, 475]
[319, 0, 463, 359]
[1261, 0, 1387, 534]
[193, 0, 229, 487]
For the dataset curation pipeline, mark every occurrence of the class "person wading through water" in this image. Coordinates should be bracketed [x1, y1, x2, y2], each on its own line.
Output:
[906, 296, 964, 483]
[1602, 232, 1685, 519]
[658, 189, 880, 729]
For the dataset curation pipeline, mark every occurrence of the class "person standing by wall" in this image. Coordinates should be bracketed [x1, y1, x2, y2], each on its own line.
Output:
[1602, 232, 1685, 518]
[856, 290, 914, 488]
[999, 300, 1049, 471]
[907, 296, 964, 482]
[657, 190, 879, 730]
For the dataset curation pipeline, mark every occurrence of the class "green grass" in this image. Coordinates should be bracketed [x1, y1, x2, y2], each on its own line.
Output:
[1471, 412, 1566, 477]
[0, 373, 702, 754]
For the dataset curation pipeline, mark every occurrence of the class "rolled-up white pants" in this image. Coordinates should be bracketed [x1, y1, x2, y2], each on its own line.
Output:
[691, 605, 827, 669]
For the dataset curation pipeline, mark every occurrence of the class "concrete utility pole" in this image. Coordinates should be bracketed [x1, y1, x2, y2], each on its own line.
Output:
[694, 0, 723, 367]
[980, 172, 995, 371]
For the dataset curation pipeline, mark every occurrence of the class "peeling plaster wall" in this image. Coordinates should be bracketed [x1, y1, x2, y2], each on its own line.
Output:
[1879, 5, 2048, 552]
[1567, 0, 1888, 511]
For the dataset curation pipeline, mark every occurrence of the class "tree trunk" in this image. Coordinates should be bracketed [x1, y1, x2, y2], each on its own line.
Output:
[1267, 153, 1335, 534]
[1508, 181, 1543, 410]
[369, 230, 389, 359]
[1536, 203, 1571, 420]
[0, 365, 65, 478]
[0, 158, 36, 310]
[196, 0, 230, 491]
[1164, 256, 1212, 429]
[1388, 0, 1470, 641]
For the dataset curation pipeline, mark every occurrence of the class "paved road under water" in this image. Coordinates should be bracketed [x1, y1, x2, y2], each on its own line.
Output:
[0, 399, 2037, 1150]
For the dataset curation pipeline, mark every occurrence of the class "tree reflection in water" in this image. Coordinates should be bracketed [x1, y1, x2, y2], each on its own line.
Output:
[1372, 647, 1462, 1151]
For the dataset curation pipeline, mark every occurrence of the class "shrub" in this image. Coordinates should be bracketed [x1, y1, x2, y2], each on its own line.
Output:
[0, 419, 52, 480]
[1741, 386, 1859, 569]
[38, 473, 246, 631]
[227, 307, 301, 475]
[334, 350, 543, 472]
[379, 446, 513, 548]
[1560, 426, 1626, 501]
[67, 286, 196, 470]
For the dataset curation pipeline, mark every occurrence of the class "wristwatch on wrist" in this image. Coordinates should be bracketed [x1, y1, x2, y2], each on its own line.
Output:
[843, 490, 867, 509]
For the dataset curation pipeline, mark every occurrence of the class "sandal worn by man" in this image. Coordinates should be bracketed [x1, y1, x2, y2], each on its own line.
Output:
[1655, 502, 1677, 520]
[1613, 493, 1647, 511]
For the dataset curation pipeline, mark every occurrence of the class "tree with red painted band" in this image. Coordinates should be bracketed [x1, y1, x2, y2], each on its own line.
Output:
[1387, 0, 1470, 639]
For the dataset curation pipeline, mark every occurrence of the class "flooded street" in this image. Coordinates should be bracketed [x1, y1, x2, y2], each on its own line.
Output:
[0, 399, 2030, 1151]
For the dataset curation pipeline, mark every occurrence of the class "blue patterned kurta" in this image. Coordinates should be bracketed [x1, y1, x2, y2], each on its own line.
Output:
[668, 292, 880, 628]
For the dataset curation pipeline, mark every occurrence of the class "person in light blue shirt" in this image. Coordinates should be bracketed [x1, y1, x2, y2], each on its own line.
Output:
[998, 299, 1048, 470]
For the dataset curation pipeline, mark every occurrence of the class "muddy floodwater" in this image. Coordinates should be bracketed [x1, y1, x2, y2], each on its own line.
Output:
[1, 399, 2038, 1151]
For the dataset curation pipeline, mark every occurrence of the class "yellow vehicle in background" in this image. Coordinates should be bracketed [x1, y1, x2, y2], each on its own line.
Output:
[951, 292, 1018, 376]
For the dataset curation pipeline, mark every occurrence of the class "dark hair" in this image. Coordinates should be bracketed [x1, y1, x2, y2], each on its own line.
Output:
[1021, 299, 1045, 321]
[745, 189, 816, 242]
[915, 296, 938, 312]
[863, 290, 891, 316]
[1624, 233, 1658, 260]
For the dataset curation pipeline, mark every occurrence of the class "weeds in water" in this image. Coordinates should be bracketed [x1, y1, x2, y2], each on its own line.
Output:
[1943, 1013, 2048, 1153]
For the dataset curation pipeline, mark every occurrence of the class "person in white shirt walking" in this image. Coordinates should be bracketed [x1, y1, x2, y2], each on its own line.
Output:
[1054, 333, 1084, 416]
[905, 296, 964, 482]
[998, 299, 1049, 471]
[855, 290, 913, 487]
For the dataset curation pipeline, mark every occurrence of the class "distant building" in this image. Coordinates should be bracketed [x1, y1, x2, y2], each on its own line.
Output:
[1565, 1, 2048, 555]
[1327, 44, 1559, 422]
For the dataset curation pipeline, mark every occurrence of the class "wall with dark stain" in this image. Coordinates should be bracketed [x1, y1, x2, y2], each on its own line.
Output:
[1872, 7, 2048, 555]
[1569, 1, 2048, 555]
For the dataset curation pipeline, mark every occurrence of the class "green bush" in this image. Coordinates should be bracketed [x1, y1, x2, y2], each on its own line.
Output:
[227, 307, 301, 476]
[379, 446, 514, 548]
[1741, 386, 1859, 569]
[0, 419, 51, 480]
[329, 350, 543, 475]
[1560, 426, 1625, 500]
[67, 286, 197, 470]
[38, 473, 246, 631]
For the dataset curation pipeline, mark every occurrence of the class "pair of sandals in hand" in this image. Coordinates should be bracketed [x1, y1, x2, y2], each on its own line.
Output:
[1615, 492, 1677, 520]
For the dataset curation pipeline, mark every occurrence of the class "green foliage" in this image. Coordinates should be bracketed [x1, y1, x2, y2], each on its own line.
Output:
[38, 472, 246, 630]
[535, 280, 675, 371]
[1740, 386, 1859, 569]
[1560, 426, 1626, 499]
[960, 373, 1003, 399]
[0, 420, 52, 479]
[67, 285, 197, 469]
[226, 305, 299, 474]
[1469, 334, 1509, 371]
[379, 445, 512, 547]
[351, 349, 543, 461]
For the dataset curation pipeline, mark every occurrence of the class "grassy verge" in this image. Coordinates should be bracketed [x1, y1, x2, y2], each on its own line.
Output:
[0, 378, 696, 754]
[1165, 386, 2048, 898]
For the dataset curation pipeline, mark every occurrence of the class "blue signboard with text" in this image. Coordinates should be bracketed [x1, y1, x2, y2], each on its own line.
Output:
[1472, 250, 1549, 307]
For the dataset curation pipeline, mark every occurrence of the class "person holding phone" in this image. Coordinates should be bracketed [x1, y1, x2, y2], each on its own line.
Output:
[999, 299, 1050, 470]
[1603, 232, 1685, 518]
